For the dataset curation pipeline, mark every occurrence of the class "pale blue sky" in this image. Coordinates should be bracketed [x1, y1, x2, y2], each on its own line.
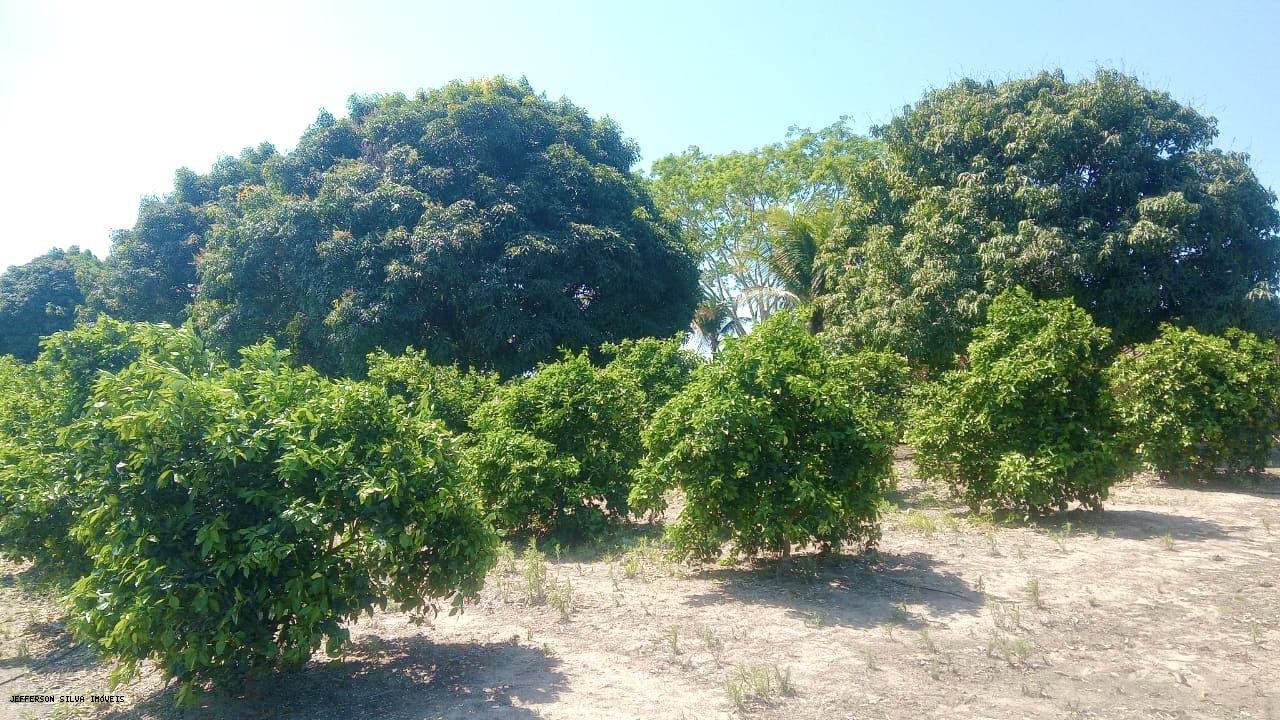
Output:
[2, 0, 1277, 271]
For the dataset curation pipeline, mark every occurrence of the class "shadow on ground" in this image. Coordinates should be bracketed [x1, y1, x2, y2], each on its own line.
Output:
[684, 550, 981, 630]
[891, 476, 1234, 543]
[102, 637, 565, 720]
[1043, 507, 1234, 542]
[1157, 468, 1280, 499]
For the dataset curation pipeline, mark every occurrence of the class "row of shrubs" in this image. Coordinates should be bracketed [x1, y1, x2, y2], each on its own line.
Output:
[0, 288, 1277, 700]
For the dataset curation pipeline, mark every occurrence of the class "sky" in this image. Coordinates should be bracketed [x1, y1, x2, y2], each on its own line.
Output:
[1, 0, 1278, 272]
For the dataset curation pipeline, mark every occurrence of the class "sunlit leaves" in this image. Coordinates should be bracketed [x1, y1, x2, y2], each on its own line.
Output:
[821, 70, 1280, 369]
[907, 288, 1126, 514]
[26, 339, 498, 699]
[1109, 325, 1280, 477]
[631, 312, 893, 561]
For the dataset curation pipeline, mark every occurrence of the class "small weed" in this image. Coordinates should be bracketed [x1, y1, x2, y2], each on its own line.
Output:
[547, 578, 574, 621]
[774, 665, 794, 696]
[521, 539, 548, 604]
[665, 625, 682, 656]
[1247, 620, 1262, 646]
[1160, 533, 1175, 551]
[987, 631, 1033, 667]
[1086, 592, 1099, 608]
[890, 602, 912, 624]
[863, 647, 878, 670]
[927, 655, 943, 680]
[622, 551, 642, 579]
[990, 601, 1021, 632]
[985, 529, 1001, 557]
[1025, 578, 1044, 609]
[14, 638, 30, 659]
[1051, 521, 1073, 551]
[47, 706, 95, 720]
[899, 510, 938, 536]
[918, 628, 937, 654]
[495, 542, 517, 575]
[698, 626, 723, 656]
[804, 609, 829, 628]
[724, 664, 795, 711]
[969, 508, 997, 527]
[724, 681, 746, 714]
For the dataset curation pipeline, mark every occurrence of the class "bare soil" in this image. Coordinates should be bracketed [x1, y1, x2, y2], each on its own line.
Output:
[3, 462, 1278, 720]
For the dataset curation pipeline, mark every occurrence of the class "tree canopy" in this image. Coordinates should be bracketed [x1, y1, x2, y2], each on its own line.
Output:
[820, 70, 1280, 368]
[188, 78, 698, 376]
[649, 121, 878, 346]
[99, 143, 277, 325]
[0, 247, 102, 361]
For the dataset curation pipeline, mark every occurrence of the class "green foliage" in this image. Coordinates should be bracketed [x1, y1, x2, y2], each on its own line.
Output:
[63, 343, 496, 700]
[0, 247, 102, 361]
[0, 355, 37, 436]
[101, 144, 278, 325]
[631, 312, 893, 561]
[366, 348, 499, 434]
[651, 120, 878, 334]
[191, 78, 698, 376]
[907, 288, 1126, 514]
[599, 335, 701, 415]
[0, 319, 210, 569]
[835, 349, 912, 441]
[821, 70, 1280, 369]
[35, 317, 211, 423]
[1109, 325, 1280, 476]
[467, 350, 645, 537]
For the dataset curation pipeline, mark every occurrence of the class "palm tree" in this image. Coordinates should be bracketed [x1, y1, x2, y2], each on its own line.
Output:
[690, 293, 739, 355]
[737, 209, 842, 334]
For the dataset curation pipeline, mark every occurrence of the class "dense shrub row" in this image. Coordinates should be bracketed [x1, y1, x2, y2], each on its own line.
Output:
[0, 300, 1276, 701]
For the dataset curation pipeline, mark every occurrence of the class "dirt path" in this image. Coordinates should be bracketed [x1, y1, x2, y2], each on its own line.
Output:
[3, 467, 1278, 720]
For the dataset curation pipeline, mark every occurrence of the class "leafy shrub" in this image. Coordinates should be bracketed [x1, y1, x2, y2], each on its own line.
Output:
[63, 343, 496, 701]
[35, 316, 212, 423]
[630, 312, 893, 561]
[0, 355, 37, 436]
[599, 336, 701, 415]
[366, 348, 500, 434]
[907, 288, 1125, 514]
[1109, 325, 1280, 477]
[0, 319, 210, 569]
[467, 350, 645, 537]
[836, 350, 912, 441]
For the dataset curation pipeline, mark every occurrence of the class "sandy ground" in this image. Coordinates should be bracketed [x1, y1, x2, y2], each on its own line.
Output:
[2, 461, 1277, 720]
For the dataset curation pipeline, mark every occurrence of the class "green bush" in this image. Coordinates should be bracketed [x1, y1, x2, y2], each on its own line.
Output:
[467, 350, 645, 537]
[63, 343, 496, 701]
[366, 348, 500, 434]
[836, 349, 912, 441]
[1109, 325, 1280, 477]
[0, 354, 37, 436]
[907, 288, 1126, 514]
[0, 319, 210, 569]
[599, 336, 701, 415]
[630, 312, 893, 562]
